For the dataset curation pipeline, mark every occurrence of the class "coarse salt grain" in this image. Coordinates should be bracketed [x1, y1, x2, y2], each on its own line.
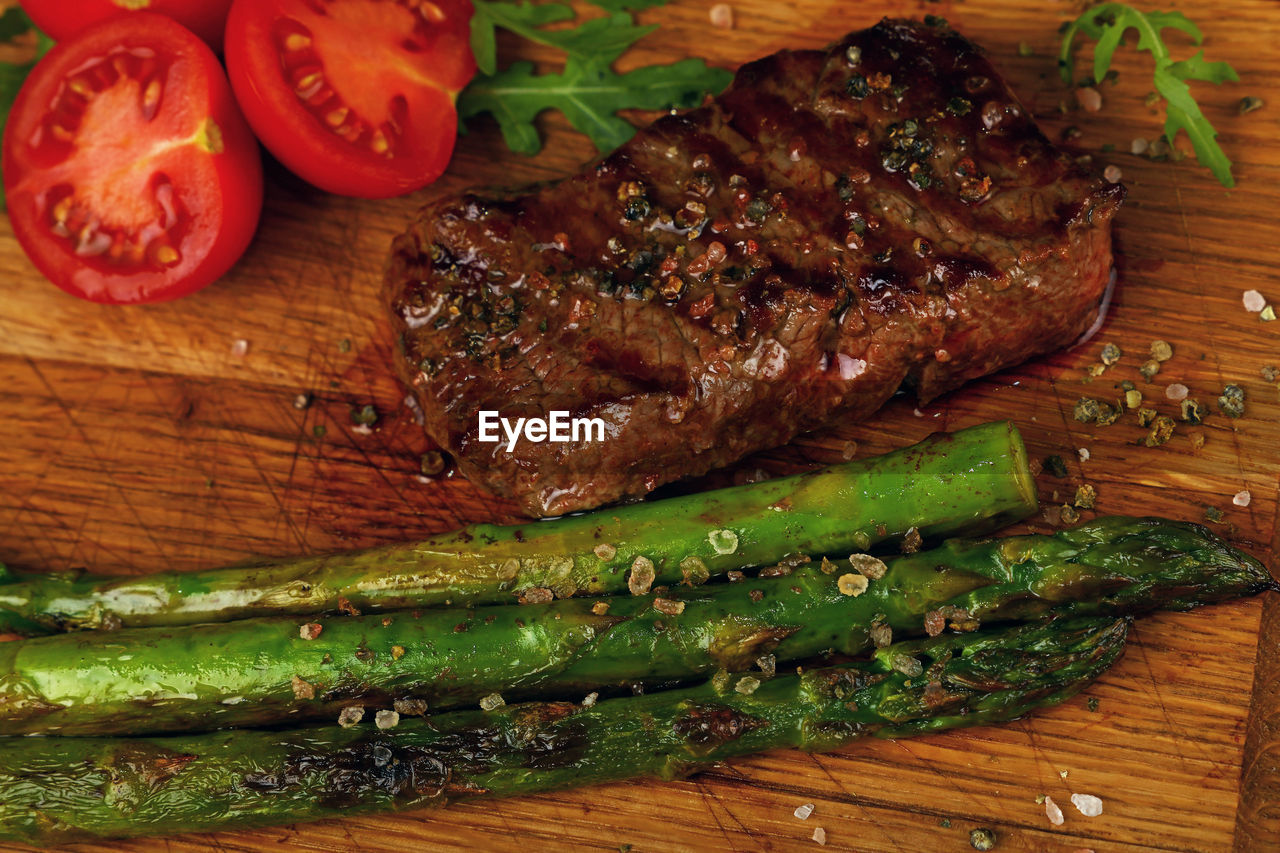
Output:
[1130, 138, 1149, 155]
[1244, 290, 1267, 312]
[1103, 165, 1122, 183]
[1077, 86, 1102, 111]
[848, 553, 887, 579]
[812, 827, 826, 845]
[709, 529, 739, 555]
[709, 3, 733, 28]
[230, 339, 249, 357]
[582, 692, 598, 707]
[1078, 447, 1090, 462]
[593, 543, 617, 561]
[375, 710, 400, 730]
[628, 556, 656, 595]
[1165, 383, 1189, 401]
[1045, 795, 1064, 826]
[1234, 490, 1252, 507]
[1071, 793, 1104, 817]
[794, 803, 815, 820]
[837, 573, 869, 596]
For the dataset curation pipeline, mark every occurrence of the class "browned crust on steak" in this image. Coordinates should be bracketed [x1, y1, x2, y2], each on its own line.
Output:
[385, 18, 1125, 517]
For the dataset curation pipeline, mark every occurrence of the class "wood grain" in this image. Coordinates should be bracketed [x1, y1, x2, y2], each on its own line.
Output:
[0, 0, 1278, 850]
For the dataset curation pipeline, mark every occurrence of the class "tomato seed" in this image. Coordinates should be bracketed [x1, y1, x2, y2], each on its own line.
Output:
[141, 79, 162, 118]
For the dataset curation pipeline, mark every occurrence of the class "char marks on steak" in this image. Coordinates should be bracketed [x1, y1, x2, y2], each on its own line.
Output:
[386, 18, 1125, 517]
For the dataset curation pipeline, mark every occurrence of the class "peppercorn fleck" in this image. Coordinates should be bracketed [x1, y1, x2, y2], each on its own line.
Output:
[394, 698, 428, 716]
[1239, 95, 1265, 114]
[1074, 484, 1097, 509]
[291, 675, 315, 700]
[870, 619, 892, 648]
[1145, 415, 1176, 447]
[969, 827, 997, 851]
[681, 555, 710, 586]
[1073, 397, 1101, 423]
[1218, 384, 1245, 418]
[1043, 455, 1069, 478]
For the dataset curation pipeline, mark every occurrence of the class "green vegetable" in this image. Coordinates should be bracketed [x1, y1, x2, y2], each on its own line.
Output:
[0, 617, 1129, 844]
[1, 515, 1268, 737]
[1059, 3, 1239, 187]
[460, 0, 732, 154]
[0, 8, 53, 208]
[0, 422, 1037, 636]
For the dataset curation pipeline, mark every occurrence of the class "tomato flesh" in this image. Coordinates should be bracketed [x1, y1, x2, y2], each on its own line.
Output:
[225, 0, 475, 198]
[4, 13, 263, 303]
[20, 0, 234, 50]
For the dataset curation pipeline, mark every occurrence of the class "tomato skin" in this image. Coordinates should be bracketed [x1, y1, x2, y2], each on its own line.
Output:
[3, 13, 263, 304]
[20, 0, 234, 51]
[225, 0, 476, 199]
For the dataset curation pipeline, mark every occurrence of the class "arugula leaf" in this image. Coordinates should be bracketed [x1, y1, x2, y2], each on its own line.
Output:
[0, 6, 35, 41]
[0, 9, 53, 208]
[462, 0, 731, 155]
[586, 0, 672, 11]
[460, 56, 730, 154]
[469, 1, 575, 77]
[1059, 3, 1239, 187]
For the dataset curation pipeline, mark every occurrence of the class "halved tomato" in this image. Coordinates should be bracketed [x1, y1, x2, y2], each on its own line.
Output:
[19, 0, 234, 51]
[3, 13, 263, 304]
[224, 0, 475, 198]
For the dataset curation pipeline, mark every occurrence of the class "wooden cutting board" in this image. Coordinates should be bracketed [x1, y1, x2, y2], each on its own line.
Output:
[1, 0, 1277, 849]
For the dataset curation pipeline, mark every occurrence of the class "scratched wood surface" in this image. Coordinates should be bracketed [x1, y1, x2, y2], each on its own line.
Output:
[0, 0, 1278, 850]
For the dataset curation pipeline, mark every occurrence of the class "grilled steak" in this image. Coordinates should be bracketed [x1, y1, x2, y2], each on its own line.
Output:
[386, 18, 1124, 517]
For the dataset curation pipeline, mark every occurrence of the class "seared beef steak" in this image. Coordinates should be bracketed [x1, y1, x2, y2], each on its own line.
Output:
[386, 18, 1124, 517]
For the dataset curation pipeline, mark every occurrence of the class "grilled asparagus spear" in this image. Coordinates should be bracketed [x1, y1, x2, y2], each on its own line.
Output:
[0, 421, 1036, 636]
[0, 516, 1267, 737]
[0, 617, 1129, 845]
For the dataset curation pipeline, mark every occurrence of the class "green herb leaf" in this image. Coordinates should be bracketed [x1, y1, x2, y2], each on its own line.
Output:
[1059, 3, 1238, 187]
[459, 56, 730, 155]
[586, 0, 671, 11]
[461, 0, 731, 155]
[0, 6, 34, 41]
[469, 1, 575, 77]
[0, 9, 53, 209]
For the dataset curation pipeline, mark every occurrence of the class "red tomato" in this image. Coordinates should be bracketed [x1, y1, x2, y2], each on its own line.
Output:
[3, 13, 263, 304]
[224, 0, 475, 198]
[19, 0, 233, 51]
